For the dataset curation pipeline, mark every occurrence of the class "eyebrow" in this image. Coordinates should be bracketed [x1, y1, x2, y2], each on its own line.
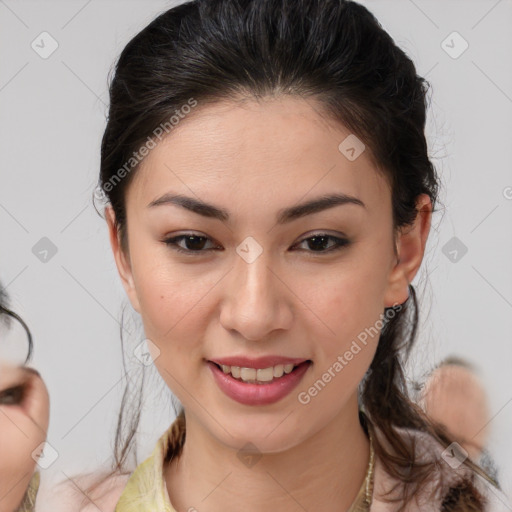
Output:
[147, 192, 366, 224]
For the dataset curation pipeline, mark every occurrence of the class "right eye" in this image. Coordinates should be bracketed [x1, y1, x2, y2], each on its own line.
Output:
[163, 233, 222, 255]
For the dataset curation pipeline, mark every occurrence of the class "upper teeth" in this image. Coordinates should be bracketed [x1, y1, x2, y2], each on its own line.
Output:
[221, 363, 296, 382]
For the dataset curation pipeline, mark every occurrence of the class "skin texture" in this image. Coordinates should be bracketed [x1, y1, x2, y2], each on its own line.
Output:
[0, 362, 49, 512]
[107, 96, 432, 512]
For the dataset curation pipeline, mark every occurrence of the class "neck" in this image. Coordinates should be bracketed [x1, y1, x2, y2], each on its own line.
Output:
[164, 394, 370, 512]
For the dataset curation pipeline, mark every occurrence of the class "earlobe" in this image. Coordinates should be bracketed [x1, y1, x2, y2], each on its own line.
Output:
[105, 205, 141, 313]
[384, 194, 432, 308]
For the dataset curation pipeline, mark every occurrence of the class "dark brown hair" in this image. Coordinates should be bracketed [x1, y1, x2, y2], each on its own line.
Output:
[0, 282, 34, 363]
[85, 0, 500, 509]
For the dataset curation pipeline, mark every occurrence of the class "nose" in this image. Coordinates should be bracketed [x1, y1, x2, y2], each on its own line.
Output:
[219, 251, 293, 342]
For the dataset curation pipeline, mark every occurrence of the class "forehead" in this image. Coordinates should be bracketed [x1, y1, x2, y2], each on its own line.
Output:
[128, 96, 391, 218]
[0, 361, 25, 382]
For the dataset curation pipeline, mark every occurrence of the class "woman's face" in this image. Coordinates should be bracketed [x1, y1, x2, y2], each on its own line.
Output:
[107, 96, 429, 452]
[0, 361, 49, 511]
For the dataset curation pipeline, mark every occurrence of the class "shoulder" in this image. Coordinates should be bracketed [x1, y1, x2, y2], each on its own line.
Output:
[35, 471, 131, 512]
[403, 428, 510, 510]
[370, 426, 508, 511]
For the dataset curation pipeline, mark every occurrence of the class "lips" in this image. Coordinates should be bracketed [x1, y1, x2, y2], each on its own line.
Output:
[208, 355, 310, 369]
[207, 359, 312, 405]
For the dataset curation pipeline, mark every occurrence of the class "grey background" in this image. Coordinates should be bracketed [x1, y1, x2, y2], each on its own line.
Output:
[1, 0, 511, 503]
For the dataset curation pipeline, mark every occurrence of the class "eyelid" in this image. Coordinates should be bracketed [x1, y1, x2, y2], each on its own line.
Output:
[297, 229, 349, 241]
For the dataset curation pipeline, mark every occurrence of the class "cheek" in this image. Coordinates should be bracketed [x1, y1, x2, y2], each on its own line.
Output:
[136, 272, 212, 333]
[131, 256, 220, 374]
[295, 262, 389, 401]
[0, 409, 41, 504]
[304, 257, 390, 342]
[295, 271, 385, 410]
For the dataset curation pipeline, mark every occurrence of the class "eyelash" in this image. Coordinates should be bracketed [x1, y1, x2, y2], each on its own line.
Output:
[163, 232, 350, 256]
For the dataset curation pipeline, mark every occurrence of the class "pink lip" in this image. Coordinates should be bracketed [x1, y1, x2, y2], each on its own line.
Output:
[209, 355, 309, 369]
[207, 360, 312, 406]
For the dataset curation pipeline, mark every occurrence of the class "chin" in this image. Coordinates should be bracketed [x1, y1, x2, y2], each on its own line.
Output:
[203, 409, 309, 453]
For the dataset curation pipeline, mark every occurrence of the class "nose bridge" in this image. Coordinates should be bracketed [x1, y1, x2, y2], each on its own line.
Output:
[238, 249, 273, 303]
[220, 244, 289, 340]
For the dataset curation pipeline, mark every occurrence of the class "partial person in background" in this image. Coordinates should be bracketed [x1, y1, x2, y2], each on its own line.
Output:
[0, 283, 49, 512]
[418, 357, 500, 484]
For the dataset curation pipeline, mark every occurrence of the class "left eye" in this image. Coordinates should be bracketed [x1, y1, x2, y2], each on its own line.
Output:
[163, 233, 349, 255]
[294, 234, 350, 253]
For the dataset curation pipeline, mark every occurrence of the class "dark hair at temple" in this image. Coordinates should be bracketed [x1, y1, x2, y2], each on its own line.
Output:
[85, 0, 499, 509]
[0, 282, 34, 363]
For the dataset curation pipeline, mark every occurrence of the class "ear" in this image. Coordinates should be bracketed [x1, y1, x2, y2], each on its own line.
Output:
[105, 205, 141, 313]
[383, 194, 432, 307]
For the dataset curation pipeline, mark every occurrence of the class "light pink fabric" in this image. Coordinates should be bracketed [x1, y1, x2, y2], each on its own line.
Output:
[369, 427, 511, 511]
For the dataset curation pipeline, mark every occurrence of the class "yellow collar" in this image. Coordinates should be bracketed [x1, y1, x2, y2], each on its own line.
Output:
[115, 413, 373, 511]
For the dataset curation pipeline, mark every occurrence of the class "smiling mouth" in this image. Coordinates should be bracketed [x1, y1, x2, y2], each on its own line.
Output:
[210, 360, 312, 384]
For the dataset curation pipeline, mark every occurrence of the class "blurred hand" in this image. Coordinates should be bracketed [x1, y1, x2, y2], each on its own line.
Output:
[0, 361, 49, 512]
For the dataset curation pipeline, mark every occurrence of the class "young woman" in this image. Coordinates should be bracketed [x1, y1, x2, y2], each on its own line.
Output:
[0, 283, 49, 512]
[48, 0, 509, 510]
